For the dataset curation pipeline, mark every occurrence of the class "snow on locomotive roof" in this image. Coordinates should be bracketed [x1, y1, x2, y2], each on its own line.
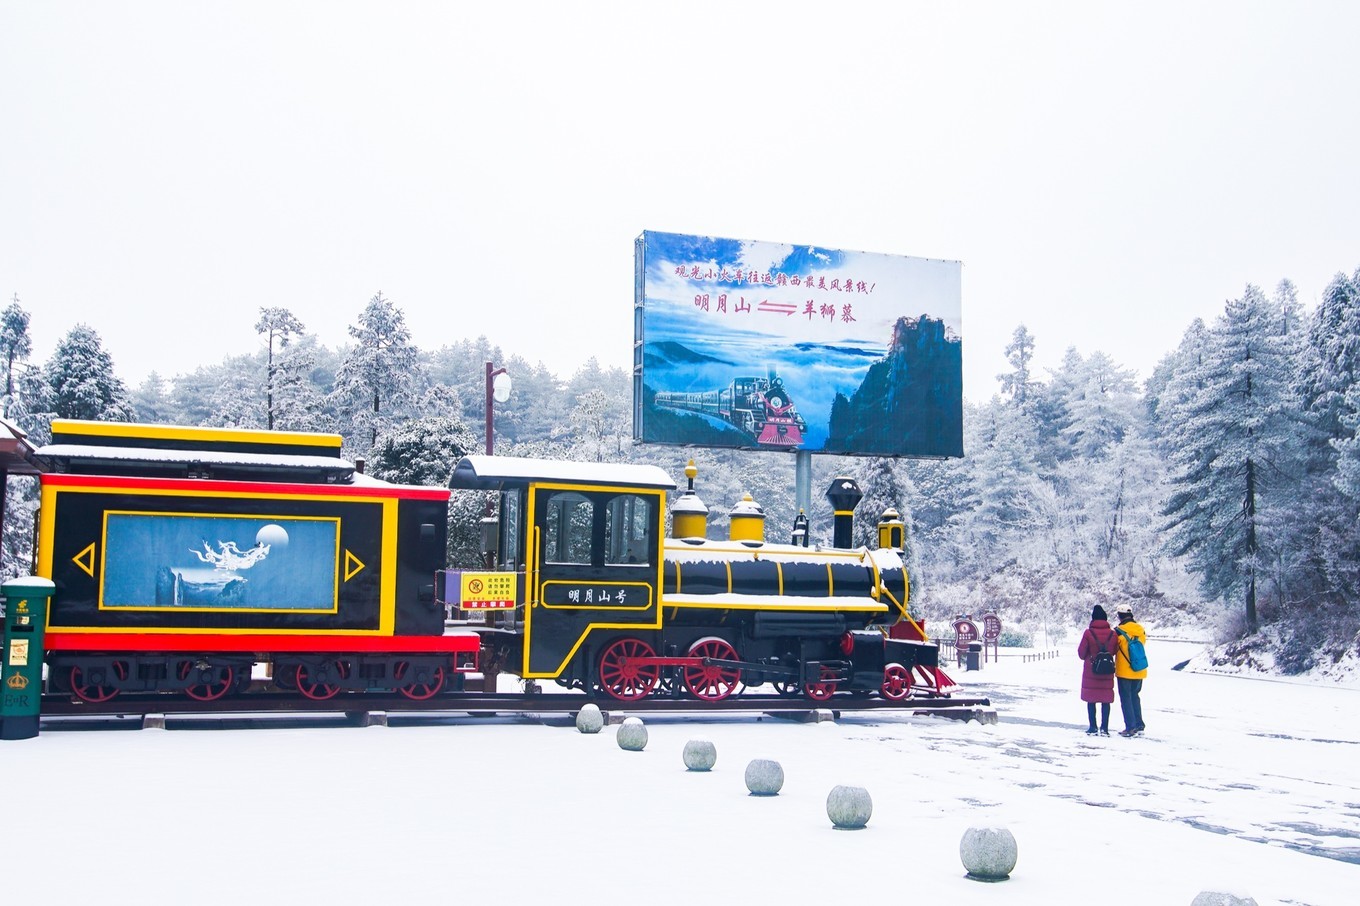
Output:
[450, 455, 676, 491]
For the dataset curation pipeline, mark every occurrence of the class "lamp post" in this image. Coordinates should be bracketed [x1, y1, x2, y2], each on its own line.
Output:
[484, 362, 511, 455]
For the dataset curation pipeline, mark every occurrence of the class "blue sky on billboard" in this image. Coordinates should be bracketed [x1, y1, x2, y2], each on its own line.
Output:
[636, 231, 963, 457]
[2, 4, 1358, 404]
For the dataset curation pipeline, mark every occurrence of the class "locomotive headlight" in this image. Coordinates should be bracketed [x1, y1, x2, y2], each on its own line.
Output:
[479, 514, 499, 559]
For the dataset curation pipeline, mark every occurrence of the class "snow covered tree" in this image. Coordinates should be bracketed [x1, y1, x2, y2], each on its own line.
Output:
[1160, 286, 1299, 633]
[0, 295, 32, 417]
[255, 307, 306, 430]
[130, 372, 170, 423]
[566, 388, 629, 463]
[997, 324, 1038, 405]
[43, 324, 133, 422]
[269, 336, 331, 432]
[1292, 269, 1360, 613]
[331, 292, 419, 452]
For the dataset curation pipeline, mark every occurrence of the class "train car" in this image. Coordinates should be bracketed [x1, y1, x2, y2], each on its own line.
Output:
[447, 456, 942, 702]
[34, 419, 479, 703]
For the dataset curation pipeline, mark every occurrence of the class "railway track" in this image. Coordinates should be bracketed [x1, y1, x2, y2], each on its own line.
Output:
[38, 688, 993, 725]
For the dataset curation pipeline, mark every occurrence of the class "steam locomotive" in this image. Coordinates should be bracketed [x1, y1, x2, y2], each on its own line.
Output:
[653, 372, 808, 447]
[26, 419, 944, 706]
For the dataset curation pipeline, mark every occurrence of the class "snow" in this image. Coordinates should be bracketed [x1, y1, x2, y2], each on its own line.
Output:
[5, 638, 1358, 905]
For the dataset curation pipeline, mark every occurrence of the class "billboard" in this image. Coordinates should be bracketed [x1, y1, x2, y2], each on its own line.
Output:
[634, 231, 963, 457]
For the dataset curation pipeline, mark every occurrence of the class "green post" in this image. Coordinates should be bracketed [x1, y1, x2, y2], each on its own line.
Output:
[1, 577, 54, 740]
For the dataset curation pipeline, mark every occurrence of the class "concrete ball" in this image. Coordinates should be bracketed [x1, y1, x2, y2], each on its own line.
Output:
[575, 703, 604, 734]
[682, 739, 717, 771]
[826, 785, 873, 829]
[616, 716, 648, 751]
[959, 826, 1018, 881]
[744, 758, 784, 795]
[1190, 893, 1259, 906]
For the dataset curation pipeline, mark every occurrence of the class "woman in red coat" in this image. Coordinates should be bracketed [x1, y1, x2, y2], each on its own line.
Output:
[1077, 604, 1117, 736]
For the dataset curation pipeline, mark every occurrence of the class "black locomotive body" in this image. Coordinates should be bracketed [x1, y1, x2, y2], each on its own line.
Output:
[448, 455, 943, 702]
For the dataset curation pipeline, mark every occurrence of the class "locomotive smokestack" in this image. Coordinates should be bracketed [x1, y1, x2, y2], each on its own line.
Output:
[825, 477, 862, 549]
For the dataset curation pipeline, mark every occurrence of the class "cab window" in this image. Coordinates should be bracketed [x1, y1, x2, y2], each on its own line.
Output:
[605, 494, 653, 565]
[544, 492, 594, 564]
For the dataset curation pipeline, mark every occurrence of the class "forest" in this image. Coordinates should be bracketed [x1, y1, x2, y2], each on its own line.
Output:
[3, 270, 1358, 677]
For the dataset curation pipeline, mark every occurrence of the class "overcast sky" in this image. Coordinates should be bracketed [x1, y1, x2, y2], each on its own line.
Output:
[3, 2, 1358, 404]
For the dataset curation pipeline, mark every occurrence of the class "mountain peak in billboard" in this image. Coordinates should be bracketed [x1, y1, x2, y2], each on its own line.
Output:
[633, 231, 963, 458]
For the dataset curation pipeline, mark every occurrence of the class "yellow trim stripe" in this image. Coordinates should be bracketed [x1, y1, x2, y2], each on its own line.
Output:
[50, 419, 342, 450]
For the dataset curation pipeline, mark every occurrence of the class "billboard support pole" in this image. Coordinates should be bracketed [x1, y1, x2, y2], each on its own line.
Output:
[795, 450, 812, 527]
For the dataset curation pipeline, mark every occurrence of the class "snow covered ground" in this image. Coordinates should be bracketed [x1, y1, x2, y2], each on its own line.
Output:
[6, 638, 1358, 905]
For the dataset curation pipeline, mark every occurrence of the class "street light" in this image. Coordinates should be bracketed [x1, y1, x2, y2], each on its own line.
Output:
[484, 361, 512, 455]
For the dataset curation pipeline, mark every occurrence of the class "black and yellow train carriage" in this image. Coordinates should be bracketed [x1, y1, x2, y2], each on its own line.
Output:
[36, 420, 478, 702]
[448, 456, 941, 702]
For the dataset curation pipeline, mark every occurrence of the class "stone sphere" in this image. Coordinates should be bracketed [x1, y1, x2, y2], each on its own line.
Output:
[744, 758, 784, 795]
[682, 739, 717, 771]
[1191, 893, 1259, 906]
[575, 703, 603, 734]
[616, 716, 648, 751]
[826, 785, 873, 829]
[959, 826, 1018, 881]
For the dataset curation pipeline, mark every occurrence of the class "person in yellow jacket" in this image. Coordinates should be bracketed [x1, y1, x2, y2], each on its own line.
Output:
[1113, 604, 1148, 737]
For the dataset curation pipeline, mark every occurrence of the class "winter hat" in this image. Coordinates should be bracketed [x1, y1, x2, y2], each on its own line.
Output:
[1091, 604, 1107, 621]
[1116, 604, 1134, 619]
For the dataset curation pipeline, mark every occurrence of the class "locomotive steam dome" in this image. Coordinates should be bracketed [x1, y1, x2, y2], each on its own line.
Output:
[728, 493, 766, 543]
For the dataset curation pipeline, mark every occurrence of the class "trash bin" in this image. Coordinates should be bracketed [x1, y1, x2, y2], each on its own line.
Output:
[966, 641, 983, 672]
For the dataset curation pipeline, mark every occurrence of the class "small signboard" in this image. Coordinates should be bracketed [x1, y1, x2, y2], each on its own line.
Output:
[454, 571, 518, 611]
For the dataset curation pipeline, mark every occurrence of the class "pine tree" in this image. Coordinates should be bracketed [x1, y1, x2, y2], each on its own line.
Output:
[0, 295, 32, 418]
[997, 324, 1037, 405]
[331, 292, 419, 452]
[1294, 269, 1360, 611]
[44, 324, 133, 422]
[1057, 350, 1140, 461]
[1160, 286, 1298, 633]
[130, 372, 170, 423]
[255, 307, 306, 430]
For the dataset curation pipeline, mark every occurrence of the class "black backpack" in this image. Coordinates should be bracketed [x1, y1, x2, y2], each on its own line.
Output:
[1090, 632, 1116, 675]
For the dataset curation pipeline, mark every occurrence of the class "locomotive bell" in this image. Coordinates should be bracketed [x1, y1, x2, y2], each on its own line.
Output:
[825, 477, 862, 549]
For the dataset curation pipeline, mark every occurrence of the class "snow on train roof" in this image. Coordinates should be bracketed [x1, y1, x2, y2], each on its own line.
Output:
[450, 455, 676, 491]
[37, 443, 356, 480]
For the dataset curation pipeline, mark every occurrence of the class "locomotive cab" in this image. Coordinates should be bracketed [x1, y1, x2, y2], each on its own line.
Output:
[449, 456, 674, 682]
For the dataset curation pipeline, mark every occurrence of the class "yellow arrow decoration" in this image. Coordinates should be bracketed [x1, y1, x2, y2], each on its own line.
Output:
[73, 542, 96, 578]
[344, 550, 366, 582]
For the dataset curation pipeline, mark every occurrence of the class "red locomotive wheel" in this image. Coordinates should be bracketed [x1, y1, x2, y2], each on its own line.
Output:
[881, 663, 912, 701]
[803, 666, 839, 702]
[177, 660, 235, 702]
[69, 661, 129, 703]
[683, 637, 742, 702]
[295, 660, 350, 700]
[394, 661, 446, 700]
[597, 637, 659, 701]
